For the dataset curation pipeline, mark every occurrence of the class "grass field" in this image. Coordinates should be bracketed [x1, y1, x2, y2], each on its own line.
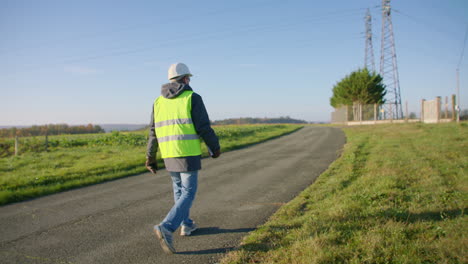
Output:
[221, 122, 467, 264]
[0, 124, 303, 206]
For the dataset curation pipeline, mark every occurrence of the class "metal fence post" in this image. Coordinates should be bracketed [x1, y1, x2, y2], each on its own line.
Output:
[359, 103, 363, 124]
[452, 95, 456, 121]
[405, 101, 409, 122]
[445, 96, 449, 119]
[374, 104, 377, 123]
[390, 103, 393, 122]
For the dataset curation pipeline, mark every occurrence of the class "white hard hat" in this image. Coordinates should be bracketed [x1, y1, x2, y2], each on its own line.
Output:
[168, 63, 192, 80]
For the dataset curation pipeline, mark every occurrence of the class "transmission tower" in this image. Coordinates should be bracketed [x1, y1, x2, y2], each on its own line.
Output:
[364, 9, 375, 72]
[380, 0, 403, 119]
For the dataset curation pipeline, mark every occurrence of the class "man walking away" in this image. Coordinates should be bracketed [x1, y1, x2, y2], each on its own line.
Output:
[145, 62, 221, 254]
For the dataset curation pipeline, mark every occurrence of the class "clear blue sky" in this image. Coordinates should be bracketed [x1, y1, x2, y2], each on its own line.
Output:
[1, 0, 467, 125]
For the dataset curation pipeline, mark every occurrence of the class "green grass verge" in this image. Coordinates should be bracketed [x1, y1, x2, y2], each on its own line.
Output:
[221, 122, 467, 264]
[0, 124, 302, 206]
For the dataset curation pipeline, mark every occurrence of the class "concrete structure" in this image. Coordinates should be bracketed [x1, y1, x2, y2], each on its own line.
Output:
[331, 96, 455, 125]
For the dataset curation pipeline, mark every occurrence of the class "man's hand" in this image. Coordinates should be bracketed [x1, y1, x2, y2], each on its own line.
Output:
[211, 149, 221, 159]
[145, 158, 158, 174]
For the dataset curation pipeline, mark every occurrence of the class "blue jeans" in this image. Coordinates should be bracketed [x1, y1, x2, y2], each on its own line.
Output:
[161, 171, 198, 233]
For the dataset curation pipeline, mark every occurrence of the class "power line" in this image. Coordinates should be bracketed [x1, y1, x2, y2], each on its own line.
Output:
[392, 9, 459, 38]
[457, 24, 468, 69]
[0, 0, 279, 56]
[27, 13, 364, 63]
[5, 9, 363, 62]
[1, 8, 365, 76]
[1, 2, 363, 57]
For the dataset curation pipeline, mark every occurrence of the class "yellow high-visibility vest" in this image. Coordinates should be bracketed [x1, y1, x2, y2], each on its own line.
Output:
[154, 90, 202, 158]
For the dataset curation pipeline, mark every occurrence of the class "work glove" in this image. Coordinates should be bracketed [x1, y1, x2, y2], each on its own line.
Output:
[145, 157, 158, 174]
[211, 149, 221, 159]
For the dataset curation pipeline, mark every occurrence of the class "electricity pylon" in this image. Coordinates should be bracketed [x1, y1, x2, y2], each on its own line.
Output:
[380, 0, 403, 119]
[365, 8, 375, 72]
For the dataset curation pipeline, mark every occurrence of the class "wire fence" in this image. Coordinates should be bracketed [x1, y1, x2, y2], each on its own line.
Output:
[331, 95, 457, 125]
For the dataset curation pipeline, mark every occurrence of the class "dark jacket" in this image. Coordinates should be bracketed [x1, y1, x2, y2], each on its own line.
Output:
[146, 82, 220, 172]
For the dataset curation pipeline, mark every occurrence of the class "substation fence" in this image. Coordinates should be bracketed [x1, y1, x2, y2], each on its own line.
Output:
[331, 95, 457, 125]
[421, 96, 456, 124]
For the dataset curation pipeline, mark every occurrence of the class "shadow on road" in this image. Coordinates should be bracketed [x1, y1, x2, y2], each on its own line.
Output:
[175, 227, 254, 255]
[191, 227, 255, 236]
[177, 246, 236, 255]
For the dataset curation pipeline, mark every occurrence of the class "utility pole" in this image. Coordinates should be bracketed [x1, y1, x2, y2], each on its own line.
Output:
[364, 8, 375, 72]
[380, 0, 403, 119]
[455, 25, 467, 122]
[456, 68, 460, 122]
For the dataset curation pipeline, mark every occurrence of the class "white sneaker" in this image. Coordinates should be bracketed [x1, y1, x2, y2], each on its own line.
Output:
[180, 223, 197, 236]
[154, 225, 175, 254]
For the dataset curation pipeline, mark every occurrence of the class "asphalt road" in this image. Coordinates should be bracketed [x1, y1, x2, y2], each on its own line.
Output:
[0, 126, 345, 264]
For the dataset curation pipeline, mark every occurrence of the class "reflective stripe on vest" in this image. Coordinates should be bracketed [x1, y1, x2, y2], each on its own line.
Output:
[157, 134, 200, 143]
[155, 118, 193, 128]
[154, 90, 202, 158]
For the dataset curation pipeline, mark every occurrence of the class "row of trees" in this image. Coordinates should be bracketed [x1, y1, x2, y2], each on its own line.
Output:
[0, 124, 105, 138]
[212, 116, 307, 125]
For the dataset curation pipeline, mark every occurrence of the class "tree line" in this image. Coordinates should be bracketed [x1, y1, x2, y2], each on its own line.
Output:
[212, 116, 307, 125]
[0, 124, 105, 138]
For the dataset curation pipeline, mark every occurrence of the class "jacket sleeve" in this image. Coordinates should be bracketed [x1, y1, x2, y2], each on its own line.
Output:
[146, 105, 158, 159]
[191, 93, 220, 153]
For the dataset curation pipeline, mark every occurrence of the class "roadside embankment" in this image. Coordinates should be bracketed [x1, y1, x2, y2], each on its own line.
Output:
[222, 122, 467, 264]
